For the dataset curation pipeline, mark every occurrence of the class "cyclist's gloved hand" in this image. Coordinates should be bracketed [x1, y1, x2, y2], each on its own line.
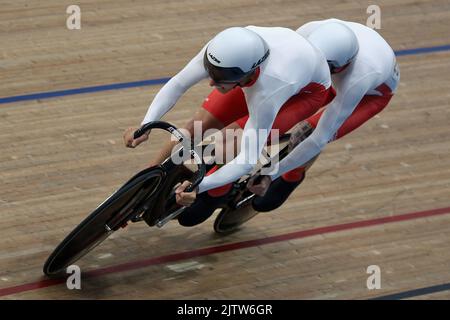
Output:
[175, 180, 198, 207]
[248, 174, 272, 196]
[123, 127, 150, 148]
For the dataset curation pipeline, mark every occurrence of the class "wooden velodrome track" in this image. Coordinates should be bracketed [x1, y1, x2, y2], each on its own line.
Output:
[0, 0, 449, 300]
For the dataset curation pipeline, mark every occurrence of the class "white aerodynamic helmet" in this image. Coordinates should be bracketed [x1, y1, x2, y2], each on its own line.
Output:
[307, 22, 359, 73]
[204, 27, 270, 83]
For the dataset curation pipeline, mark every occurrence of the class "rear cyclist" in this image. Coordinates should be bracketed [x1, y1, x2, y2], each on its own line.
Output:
[249, 19, 400, 211]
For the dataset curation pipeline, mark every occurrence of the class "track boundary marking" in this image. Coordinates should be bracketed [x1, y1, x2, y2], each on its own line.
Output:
[1, 206, 450, 298]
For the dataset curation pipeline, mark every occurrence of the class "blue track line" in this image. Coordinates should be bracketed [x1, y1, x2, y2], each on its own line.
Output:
[1, 44, 449, 105]
[395, 44, 450, 56]
[0, 78, 170, 105]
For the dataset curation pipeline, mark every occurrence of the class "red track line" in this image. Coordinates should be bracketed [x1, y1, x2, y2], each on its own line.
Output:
[1, 206, 450, 298]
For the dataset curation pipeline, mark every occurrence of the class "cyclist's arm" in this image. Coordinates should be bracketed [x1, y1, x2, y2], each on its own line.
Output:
[197, 97, 279, 193]
[267, 71, 381, 180]
[141, 45, 209, 125]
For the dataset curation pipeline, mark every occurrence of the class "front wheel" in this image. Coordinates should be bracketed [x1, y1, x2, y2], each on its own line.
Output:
[43, 168, 163, 277]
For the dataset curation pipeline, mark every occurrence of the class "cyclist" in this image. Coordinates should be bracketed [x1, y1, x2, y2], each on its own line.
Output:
[249, 19, 400, 211]
[123, 26, 335, 226]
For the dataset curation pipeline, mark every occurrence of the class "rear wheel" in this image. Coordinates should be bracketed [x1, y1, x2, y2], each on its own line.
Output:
[43, 167, 163, 276]
[214, 202, 259, 234]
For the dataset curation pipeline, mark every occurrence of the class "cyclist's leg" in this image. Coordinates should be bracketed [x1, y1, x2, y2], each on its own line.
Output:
[275, 84, 335, 182]
[254, 84, 394, 212]
[149, 86, 249, 167]
[298, 86, 392, 180]
[196, 86, 249, 194]
[179, 83, 333, 226]
[177, 88, 249, 227]
[307, 84, 393, 140]
[251, 84, 335, 211]
[208, 83, 334, 197]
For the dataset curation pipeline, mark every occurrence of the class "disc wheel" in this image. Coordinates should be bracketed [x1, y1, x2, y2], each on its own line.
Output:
[43, 168, 163, 276]
[213, 203, 259, 234]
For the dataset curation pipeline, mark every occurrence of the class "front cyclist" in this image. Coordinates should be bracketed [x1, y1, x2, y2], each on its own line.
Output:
[123, 26, 334, 226]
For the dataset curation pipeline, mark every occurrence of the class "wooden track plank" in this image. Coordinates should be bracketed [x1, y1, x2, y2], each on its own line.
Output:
[1, 0, 449, 300]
